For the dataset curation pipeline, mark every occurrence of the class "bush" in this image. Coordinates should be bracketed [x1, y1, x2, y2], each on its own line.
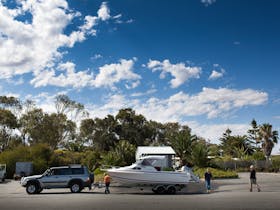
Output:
[81, 150, 101, 172]
[194, 167, 238, 179]
[252, 152, 266, 161]
[0, 146, 30, 178]
[271, 156, 280, 172]
[94, 167, 104, 175]
[50, 150, 83, 166]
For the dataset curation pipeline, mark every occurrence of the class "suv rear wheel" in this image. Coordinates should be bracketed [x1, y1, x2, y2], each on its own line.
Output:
[70, 182, 82, 193]
[26, 182, 39, 194]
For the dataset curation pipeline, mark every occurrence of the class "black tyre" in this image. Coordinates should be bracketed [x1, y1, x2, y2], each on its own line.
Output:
[26, 182, 39, 194]
[70, 182, 82, 193]
[155, 186, 165, 194]
[166, 186, 176, 194]
[37, 188, 43, 193]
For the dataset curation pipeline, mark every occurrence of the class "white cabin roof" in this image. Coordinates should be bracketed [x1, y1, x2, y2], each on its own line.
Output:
[136, 146, 176, 160]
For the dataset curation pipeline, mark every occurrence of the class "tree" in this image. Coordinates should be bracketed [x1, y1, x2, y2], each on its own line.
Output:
[54, 94, 88, 121]
[101, 140, 136, 167]
[80, 115, 118, 151]
[115, 108, 148, 146]
[20, 109, 76, 149]
[192, 140, 208, 167]
[0, 96, 22, 113]
[258, 123, 278, 161]
[144, 120, 165, 145]
[0, 109, 18, 151]
[169, 125, 197, 166]
[220, 129, 254, 157]
[247, 119, 260, 150]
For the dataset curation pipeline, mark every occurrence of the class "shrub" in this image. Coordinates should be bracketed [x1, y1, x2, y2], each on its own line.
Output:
[0, 146, 30, 178]
[194, 167, 238, 179]
[252, 152, 266, 161]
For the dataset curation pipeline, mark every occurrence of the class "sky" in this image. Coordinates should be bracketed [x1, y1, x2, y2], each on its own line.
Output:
[0, 0, 279, 153]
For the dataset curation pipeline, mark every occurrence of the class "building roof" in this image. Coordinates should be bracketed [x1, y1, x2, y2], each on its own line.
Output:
[136, 146, 176, 158]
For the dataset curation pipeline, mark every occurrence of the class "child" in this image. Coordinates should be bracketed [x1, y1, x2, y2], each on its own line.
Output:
[103, 173, 111, 194]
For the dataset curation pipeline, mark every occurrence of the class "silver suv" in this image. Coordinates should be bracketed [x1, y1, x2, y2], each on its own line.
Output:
[20, 165, 94, 194]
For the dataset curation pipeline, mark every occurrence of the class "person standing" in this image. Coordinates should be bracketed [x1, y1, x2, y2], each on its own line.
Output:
[249, 165, 261, 192]
[103, 173, 111, 194]
[204, 168, 212, 193]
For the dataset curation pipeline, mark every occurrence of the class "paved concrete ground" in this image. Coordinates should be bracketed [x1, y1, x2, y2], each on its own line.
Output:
[0, 173, 280, 210]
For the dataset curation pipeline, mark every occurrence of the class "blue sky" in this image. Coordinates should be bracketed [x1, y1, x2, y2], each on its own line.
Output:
[0, 0, 279, 153]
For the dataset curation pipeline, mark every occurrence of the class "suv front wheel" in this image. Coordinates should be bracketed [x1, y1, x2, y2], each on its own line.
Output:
[70, 181, 82, 193]
[26, 182, 39, 194]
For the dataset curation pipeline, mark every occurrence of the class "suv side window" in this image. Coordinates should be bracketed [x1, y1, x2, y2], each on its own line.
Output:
[71, 168, 84, 175]
[53, 168, 72, 175]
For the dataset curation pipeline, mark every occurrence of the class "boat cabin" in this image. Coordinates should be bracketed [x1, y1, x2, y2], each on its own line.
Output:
[136, 146, 176, 169]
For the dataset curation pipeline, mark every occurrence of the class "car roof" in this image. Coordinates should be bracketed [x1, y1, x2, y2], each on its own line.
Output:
[50, 165, 84, 170]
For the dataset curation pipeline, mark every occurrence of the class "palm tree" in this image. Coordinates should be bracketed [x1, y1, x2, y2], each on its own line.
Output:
[170, 126, 197, 166]
[258, 123, 279, 162]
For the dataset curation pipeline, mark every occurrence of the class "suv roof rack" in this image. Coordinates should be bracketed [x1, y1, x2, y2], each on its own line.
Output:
[68, 164, 83, 168]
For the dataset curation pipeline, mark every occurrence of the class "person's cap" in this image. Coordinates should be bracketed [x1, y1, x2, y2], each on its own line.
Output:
[250, 165, 254, 169]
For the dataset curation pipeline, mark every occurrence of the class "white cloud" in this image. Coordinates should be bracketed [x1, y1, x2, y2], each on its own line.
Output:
[94, 59, 141, 89]
[201, 0, 217, 6]
[30, 59, 141, 89]
[91, 54, 103, 60]
[79, 15, 98, 35]
[138, 87, 268, 120]
[209, 70, 224, 80]
[85, 87, 268, 123]
[0, 0, 117, 86]
[185, 121, 249, 143]
[147, 59, 201, 88]
[131, 88, 157, 97]
[97, 2, 110, 21]
[30, 62, 95, 88]
[86, 93, 139, 119]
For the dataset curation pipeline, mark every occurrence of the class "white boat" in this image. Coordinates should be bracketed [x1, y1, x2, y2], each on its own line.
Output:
[107, 156, 199, 186]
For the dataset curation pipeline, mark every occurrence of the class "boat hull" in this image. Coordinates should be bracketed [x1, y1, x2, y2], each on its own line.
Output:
[107, 169, 191, 185]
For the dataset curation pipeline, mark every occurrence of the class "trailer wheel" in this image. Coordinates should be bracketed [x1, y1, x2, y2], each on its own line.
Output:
[155, 186, 165, 194]
[167, 186, 176, 194]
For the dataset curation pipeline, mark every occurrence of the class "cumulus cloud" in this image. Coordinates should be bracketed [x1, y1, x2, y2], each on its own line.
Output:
[30, 62, 95, 88]
[186, 121, 249, 143]
[136, 87, 268, 120]
[86, 93, 140, 119]
[147, 59, 201, 88]
[84, 87, 268, 123]
[97, 2, 111, 21]
[0, 0, 123, 89]
[30, 59, 141, 89]
[209, 70, 224, 80]
[94, 59, 141, 89]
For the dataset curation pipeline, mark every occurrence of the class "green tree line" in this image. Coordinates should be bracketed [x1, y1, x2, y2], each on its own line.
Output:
[0, 95, 278, 177]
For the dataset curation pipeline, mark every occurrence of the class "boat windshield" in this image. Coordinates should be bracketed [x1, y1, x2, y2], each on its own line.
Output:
[141, 159, 152, 166]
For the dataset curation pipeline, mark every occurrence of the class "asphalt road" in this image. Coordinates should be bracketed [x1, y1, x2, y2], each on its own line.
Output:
[0, 173, 280, 210]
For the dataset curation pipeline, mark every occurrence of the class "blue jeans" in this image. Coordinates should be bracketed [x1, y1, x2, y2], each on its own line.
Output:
[205, 180, 211, 190]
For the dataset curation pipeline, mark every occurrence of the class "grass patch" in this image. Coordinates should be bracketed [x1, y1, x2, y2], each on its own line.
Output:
[194, 167, 238, 179]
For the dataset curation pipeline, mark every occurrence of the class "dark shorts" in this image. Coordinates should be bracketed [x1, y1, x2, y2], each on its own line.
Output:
[250, 178, 257, 184]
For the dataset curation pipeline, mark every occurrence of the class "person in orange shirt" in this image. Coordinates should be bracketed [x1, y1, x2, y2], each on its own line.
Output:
[103, 173, 111, 194]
